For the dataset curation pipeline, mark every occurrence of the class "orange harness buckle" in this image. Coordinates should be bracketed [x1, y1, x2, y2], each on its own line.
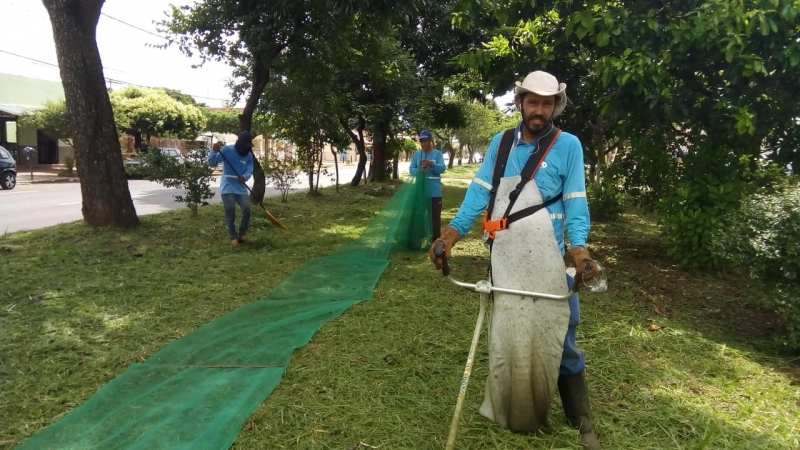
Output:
[482, 213, 507, 240]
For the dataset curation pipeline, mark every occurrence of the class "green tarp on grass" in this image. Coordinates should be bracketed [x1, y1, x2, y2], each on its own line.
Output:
[17, 173, 433, 450]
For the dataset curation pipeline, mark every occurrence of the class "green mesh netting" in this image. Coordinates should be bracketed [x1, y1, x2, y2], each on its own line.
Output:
[392, 172, 433, 252]
[17, 175, 432, 450]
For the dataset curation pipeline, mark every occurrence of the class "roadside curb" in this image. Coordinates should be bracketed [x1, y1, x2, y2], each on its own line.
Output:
[17, 178, 81, 185]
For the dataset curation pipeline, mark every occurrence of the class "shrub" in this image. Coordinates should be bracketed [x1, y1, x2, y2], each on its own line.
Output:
[587, 181, 625, 222]
[265, 154, 300, 203]
[142, 148, 215, 216]
[712, 183, 800, 352]
[656, 149, 745, 269]
[60, 156, 75, 176]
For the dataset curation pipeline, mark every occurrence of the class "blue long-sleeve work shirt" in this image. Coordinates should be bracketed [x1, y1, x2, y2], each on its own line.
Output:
[408, 149, 446, 198]
[448, 123, 590, 254]
[207, 145, 254, 196]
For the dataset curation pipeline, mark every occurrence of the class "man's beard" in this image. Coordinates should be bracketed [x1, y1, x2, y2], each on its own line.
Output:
[522, 113, 549, 135]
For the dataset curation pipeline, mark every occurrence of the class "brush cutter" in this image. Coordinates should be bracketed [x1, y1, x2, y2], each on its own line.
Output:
[433, 243, 605, 450]
[217, 150, 289, 233]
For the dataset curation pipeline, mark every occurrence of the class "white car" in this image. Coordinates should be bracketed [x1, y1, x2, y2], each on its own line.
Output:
[159, 148, 186, 166]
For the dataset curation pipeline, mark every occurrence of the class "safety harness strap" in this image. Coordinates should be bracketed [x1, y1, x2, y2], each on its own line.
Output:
[483, 124, 562, 241]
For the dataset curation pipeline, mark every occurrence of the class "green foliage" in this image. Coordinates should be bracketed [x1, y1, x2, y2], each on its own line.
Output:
[610, 134, 681, 213]
[60, 156, 75, 176]
[712, 183, 800, 351]
[452, 0, 800, 235]
[141, 148, 215, 216]
[163, 89, 199, 106]
[19, 88, 209, 152]
[265, 154, 301, 203]
[658, 149, 746, 269]
[202, 108, 241, 134]
[587, 180, 625, 222]
[402, 137, 419, 153]
[17, 101, 72, 146]
[454, 100, 504, 153]
[110, 86, 207, 146]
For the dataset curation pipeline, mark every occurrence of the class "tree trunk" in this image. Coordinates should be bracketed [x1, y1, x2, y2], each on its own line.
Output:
[43, 0, 138, 228]
[592, 116, 605, 187]
[343, 117, 368, 186]
[369, 124, 388, 183]
[392, 154, 399, 180]
[305, 144, 314, 193]
[314, 142, 323, 194]
[332, 147, 339, 192]
[239, 61, 269, 204]
[351, 149, 367, 186]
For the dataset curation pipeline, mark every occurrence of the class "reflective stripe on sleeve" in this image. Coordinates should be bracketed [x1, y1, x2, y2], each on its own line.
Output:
[472, 177, 492, 190]
[563, 191, 587, 201]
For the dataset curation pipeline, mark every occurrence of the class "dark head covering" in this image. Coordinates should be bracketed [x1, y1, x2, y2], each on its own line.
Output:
[234, 130, 254, 156]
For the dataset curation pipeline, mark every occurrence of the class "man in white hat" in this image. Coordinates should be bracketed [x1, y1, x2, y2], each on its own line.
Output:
[429, 71, 601, 449]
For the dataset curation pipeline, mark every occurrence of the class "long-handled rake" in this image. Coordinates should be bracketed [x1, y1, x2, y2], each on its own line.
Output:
[217, 150, 289, 233]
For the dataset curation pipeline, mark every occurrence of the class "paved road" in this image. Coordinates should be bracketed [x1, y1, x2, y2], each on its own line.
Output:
[0, 164, 388, 233]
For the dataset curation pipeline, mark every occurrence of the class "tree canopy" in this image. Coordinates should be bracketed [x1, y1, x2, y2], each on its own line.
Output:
[110, 86, 207, 149]
[21, 86, 208, 151]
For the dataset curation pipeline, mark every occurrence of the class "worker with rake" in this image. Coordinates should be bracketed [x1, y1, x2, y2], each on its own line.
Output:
[429, 71, 601, 449]
[208, 131, 254, 246]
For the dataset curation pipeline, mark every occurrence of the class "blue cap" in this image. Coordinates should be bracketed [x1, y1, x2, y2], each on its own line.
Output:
[419, 130, 432, 140]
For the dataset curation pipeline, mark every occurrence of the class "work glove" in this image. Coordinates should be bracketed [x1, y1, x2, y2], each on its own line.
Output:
[429, 226, 461, 270]
[568, 245, 598, 289]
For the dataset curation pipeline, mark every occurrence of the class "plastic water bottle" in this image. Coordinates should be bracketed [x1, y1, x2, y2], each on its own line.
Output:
[584, 262, 608, 293]
[565, 262, 608, 293]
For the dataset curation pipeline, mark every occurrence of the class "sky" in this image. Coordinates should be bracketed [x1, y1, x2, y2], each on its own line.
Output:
[0, 0, 515, 111]
[0, 0, 235, 107]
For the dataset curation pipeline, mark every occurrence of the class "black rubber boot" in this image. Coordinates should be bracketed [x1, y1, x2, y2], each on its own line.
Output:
[558, 370, 601, 449]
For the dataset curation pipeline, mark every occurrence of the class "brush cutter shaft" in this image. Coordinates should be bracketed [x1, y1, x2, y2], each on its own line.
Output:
[445, 293, 488, 450]
[445, 276, 576, 300]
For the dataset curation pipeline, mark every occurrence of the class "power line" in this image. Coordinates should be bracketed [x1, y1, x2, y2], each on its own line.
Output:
[0, 49, 230, 103]
[0, 49, 58, 68]
[100, 12, 172, 43]
[6, 0, 50, 21]
[104, 77, 229, 102]
[0, 48, 134, 76]
[99, 12, 203, 53]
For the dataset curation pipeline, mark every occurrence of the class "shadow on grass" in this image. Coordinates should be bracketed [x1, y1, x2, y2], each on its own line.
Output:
[231, 239, 796, 449]
[438, 183, 795, 367]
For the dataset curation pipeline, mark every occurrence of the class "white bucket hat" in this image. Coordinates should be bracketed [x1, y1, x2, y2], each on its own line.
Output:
[514, 71, 568, 118]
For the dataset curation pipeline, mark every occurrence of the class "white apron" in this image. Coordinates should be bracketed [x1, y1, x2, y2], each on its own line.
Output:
[478, 175, 571, 432]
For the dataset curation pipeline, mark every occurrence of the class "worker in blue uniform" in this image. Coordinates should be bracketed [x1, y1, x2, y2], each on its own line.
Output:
[409, 130, 447, 240]
[429, 71, 601, 449]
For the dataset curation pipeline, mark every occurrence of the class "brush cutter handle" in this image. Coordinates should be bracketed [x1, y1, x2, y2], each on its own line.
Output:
[445, 276, 577, 301]
[433, 241, 450, 276]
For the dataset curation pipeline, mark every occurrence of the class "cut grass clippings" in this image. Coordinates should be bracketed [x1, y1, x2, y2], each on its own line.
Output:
[1, 179, 799, 450]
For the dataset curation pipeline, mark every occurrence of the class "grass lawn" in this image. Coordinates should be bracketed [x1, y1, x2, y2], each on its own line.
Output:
[1, 179, 798, 449]
[440, 162, 481, 179]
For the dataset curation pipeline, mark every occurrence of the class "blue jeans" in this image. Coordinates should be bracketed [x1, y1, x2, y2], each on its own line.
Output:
[560, 274, 586, 375]
[221, 193, 251, 239]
